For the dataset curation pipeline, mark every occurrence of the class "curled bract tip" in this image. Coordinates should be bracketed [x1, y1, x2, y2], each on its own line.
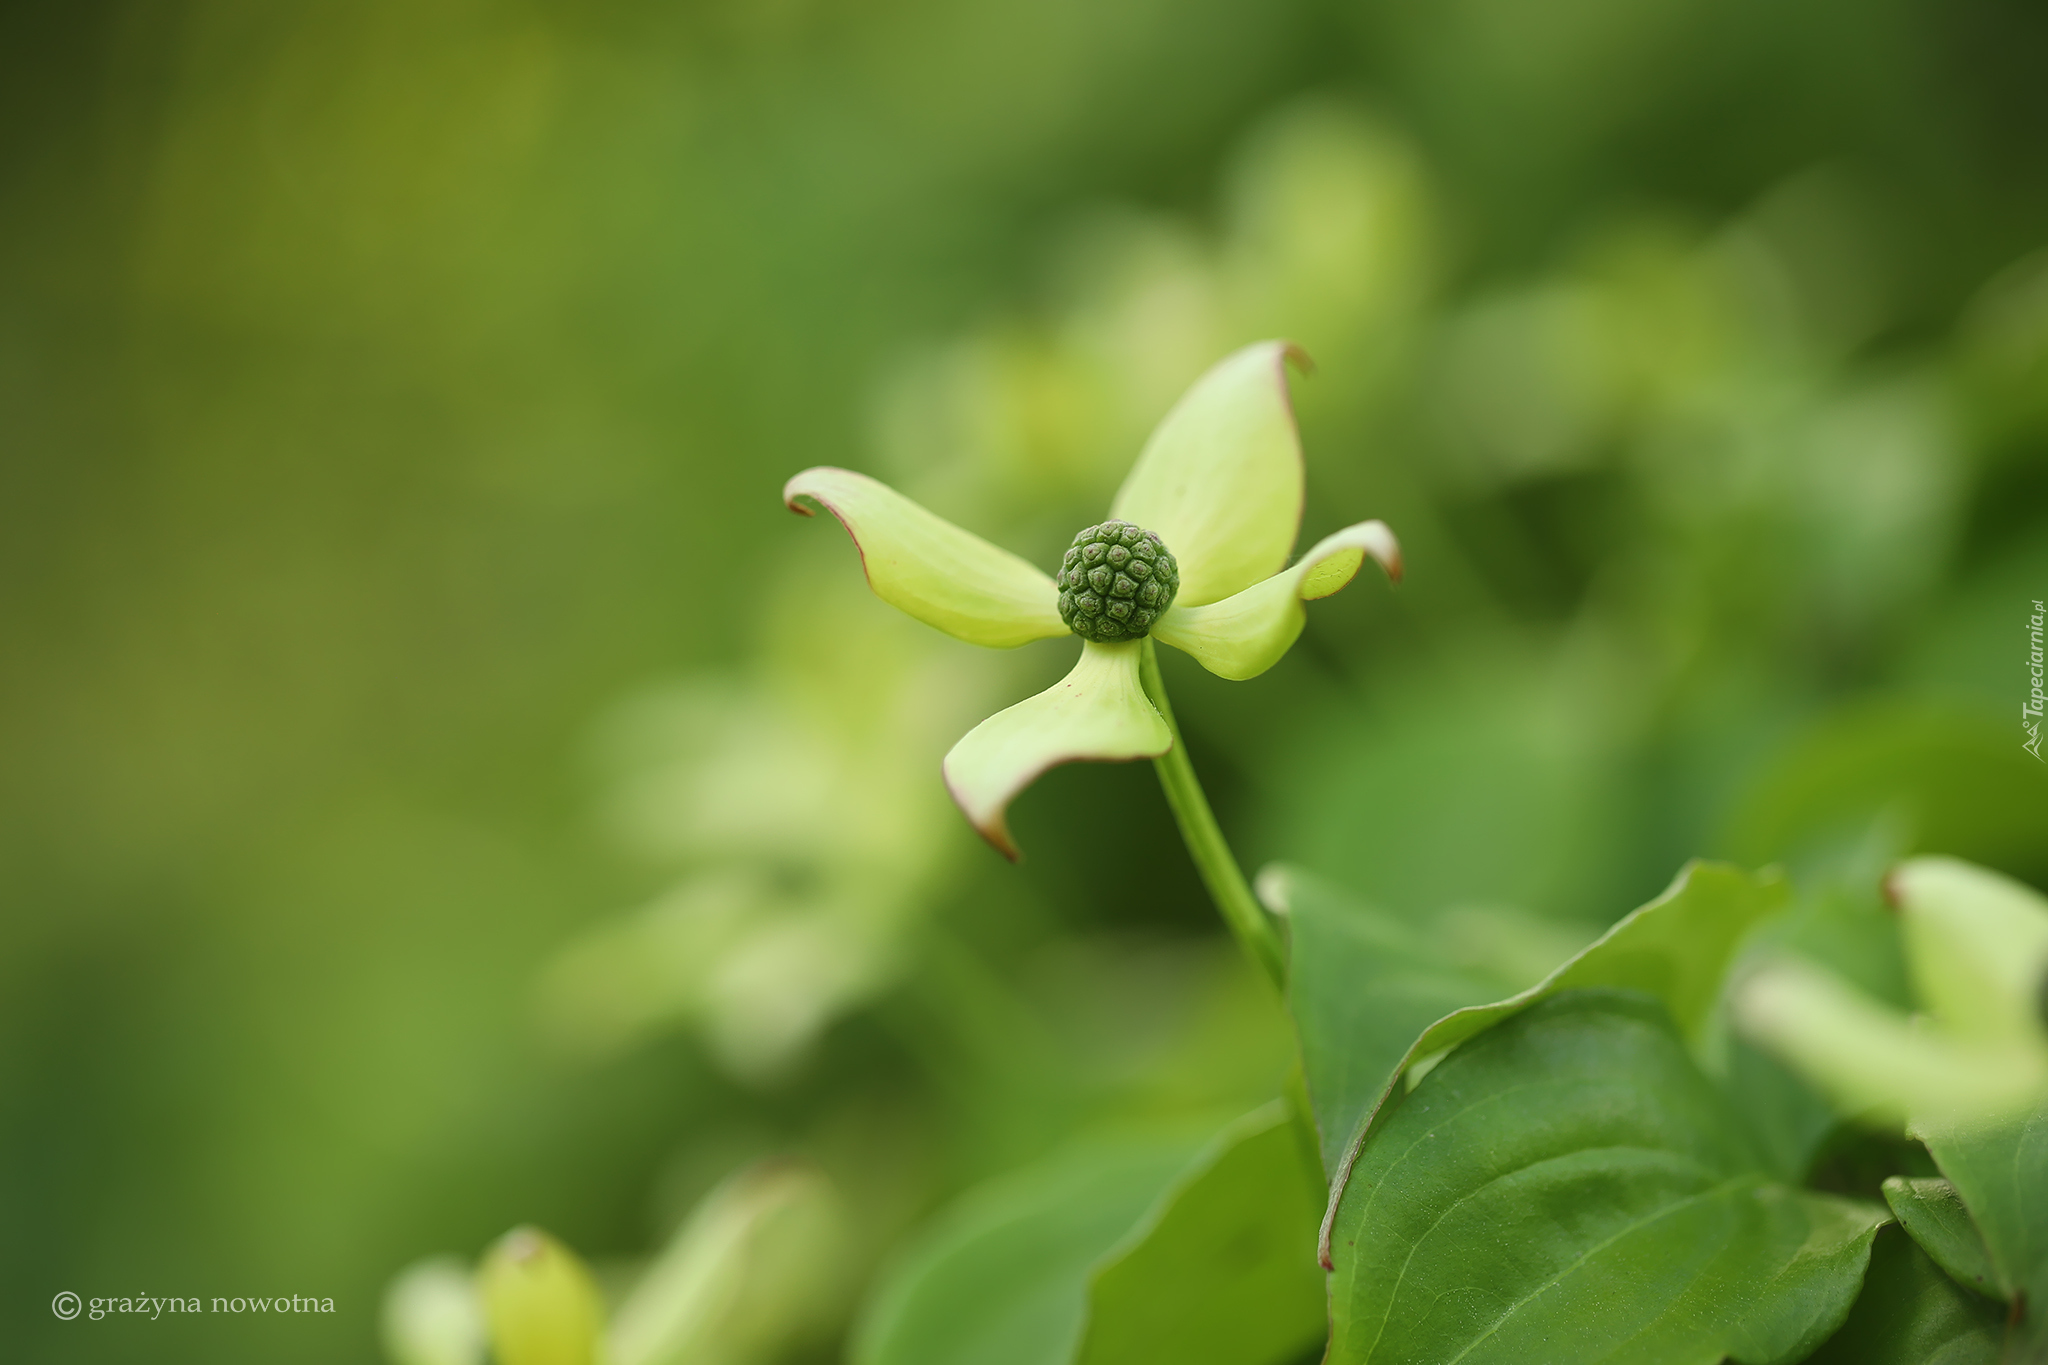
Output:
[942, 640, 1172, 860]
[782, 466, 1066, 649]
[1366, 522, 1404, 585]
[781, 476, 819, 515]
[1149, 520, 1403, 681]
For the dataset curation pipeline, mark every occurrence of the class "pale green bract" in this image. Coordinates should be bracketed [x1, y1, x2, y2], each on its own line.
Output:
[785, 340, 1400, 857]
[1109, 343, 1310, 609]
[1733, 857, 2048, 1129]
[937, 639, 1171, 854]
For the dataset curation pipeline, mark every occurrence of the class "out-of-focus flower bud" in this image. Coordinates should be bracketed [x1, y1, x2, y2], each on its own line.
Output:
[478, 1227, 606, 1365]
[380, 1256, 485, 1365]
[608, 1160, 849, 1365]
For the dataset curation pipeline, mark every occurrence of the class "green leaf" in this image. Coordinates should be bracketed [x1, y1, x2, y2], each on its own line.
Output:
[1920, 1099, 2048, 1355]
[852, 1130, 1212, 1365]
[1883, 1176, 2004, 1302]
[1804, 1225, 2005, 1365]
[1077, 1104, 1327, 1365]
[1313, 861, 1784, 1237]
[1279, 869, 1516, 1177]
[1326, 990, 1884, 1365]
[1722, 1038, 1838, 1185]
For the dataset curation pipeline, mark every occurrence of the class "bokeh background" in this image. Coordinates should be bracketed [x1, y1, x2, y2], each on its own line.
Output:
[5, 0, 2047, 1360]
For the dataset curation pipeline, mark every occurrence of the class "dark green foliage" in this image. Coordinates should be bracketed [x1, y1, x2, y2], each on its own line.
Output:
[1280, 870, 1516, 1176]
[1805, 1226, 2005, 1365]
[1920, 1102, 2048, 1359]
[1885, 1176, 2005, 1302]
[1326, 990, 1884, 1365]
[855, 1132, 1213, 1365]
[1077, 1107, 1326, 1365]
[859, 1107, 1327, 1365]
[1296, 861, 1782, 1201]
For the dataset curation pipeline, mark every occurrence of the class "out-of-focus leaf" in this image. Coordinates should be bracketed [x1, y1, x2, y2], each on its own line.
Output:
[1326, 990, 1883, 1365]
[1883, 1176, 2004, 1302]
[852, 1129, 1214, 1365]
[1719, 848, 1909, 1181]
[1804, 1225, 2005, 1365]
[1725, 704, 2048, 885]
[1075, 1104, 1325, 1365]
[1271, 867, 1515, 1177]
[1260, 648, 1633, 926]
[1722, 1038, 1838, 1185]
[1919, 1099, 2048, 1353]
[1957, 247, 2048, 449]
[1313, 861, 1784, 1241]
[609, 1161, 849, 1365]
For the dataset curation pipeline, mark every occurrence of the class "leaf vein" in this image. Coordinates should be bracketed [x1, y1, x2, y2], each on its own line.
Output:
[1434, 1174, 1752, 1365]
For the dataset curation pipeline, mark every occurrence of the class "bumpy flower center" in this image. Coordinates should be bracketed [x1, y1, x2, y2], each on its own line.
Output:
[1056, 520, 1180, 642]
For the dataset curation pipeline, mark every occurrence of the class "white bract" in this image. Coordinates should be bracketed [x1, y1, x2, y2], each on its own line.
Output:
[786, 341, 1400, 857]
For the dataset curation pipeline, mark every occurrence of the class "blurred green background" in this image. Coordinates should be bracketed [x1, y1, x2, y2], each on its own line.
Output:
[4, 0, 2046, 1360]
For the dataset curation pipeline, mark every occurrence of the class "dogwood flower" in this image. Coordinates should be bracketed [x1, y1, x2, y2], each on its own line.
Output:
[1735, 856, 2048, 1132]
[784, 341, 1400, 858]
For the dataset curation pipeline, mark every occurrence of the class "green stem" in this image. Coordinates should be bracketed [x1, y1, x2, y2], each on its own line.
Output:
[1140, 638, 1287, 992]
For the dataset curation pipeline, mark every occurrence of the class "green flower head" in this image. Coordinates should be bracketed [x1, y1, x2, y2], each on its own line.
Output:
[784, 341, 1400, 858]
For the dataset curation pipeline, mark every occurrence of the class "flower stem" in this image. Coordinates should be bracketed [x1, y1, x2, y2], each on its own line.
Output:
[1139, 638, 1287, 992]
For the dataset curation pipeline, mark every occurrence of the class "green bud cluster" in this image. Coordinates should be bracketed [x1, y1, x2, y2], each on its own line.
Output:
[1056, 521, 1180, 642]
